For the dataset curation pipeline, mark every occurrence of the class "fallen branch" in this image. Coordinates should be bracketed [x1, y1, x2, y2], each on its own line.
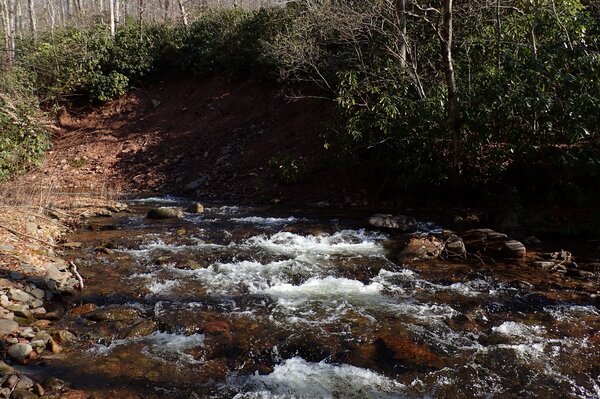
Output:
[8, 375, 21, 396]
[0, 224, 58, 248]
[70, 261, 84, 290]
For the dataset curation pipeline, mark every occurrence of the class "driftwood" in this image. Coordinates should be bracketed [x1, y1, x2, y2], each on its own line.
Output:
[0, 224, 58, 248]
[70, 261, 84, 290]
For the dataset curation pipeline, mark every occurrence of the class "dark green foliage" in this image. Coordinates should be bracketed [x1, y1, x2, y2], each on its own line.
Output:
[3, 2, 600, 202]
[270, 0, 600, 202]
[182, 8, 291, 78]
[0, 67, 49, 180]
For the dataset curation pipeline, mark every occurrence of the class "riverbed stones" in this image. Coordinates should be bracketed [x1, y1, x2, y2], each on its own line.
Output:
[8, 343, 32, 359]
[69, 303, 97, 316]
[146, 207, 183, 220]
[461, 228, 526, 258]
[54, 330, 77, 344]
[443, 234, 467, 258]
[5, 305, 31, 320]
[0, 320, 19, 336]
[398, 236, 443, 260]
[33, 331, 51, 345]
[83, 306, 140, 322]
[10, 389, 39, 399]
[41, 303, 65, 321]
[125, 319, 158, 338]
[368, 214, 418, 232]
[29, 288, 45, 301]
[7, 374, 34, 390]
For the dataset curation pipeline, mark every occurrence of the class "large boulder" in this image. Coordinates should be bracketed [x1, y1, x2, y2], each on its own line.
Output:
[368, 214, 418, 232]
[147, 207, 183, 220]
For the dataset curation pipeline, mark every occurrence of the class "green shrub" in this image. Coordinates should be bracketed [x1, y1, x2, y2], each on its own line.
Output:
[0, 67, 49, 180]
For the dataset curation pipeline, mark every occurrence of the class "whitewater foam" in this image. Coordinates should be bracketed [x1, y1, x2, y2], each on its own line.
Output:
[228, 357, 406, 399]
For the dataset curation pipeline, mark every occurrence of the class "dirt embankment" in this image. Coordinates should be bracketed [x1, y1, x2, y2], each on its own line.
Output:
[28, 76, 371, 206]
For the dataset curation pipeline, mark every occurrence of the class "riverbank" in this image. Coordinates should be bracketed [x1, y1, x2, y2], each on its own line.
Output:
[0, 192, 127, 398]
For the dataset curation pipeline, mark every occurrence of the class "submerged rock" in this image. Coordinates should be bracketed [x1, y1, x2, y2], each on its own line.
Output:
[147, 207, 183, 220]
[124, 319, 158, 338]
[368, 214, 418, 232]
[374, 334, 444, 370]
[83, 306, 140, 322]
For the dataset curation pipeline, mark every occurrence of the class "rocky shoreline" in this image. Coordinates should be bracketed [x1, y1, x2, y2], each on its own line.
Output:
[0, 201, 127, 399]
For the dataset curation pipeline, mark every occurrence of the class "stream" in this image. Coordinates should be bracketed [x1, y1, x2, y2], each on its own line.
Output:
[32, 197, 600, 398]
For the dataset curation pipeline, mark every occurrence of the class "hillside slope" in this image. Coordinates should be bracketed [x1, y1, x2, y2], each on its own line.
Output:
[25, 76, 370, 205]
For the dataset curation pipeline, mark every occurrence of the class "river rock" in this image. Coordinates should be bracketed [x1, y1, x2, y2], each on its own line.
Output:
[70, 303, 97, 316]
[40, 302, 65, 321]
[42, 377, 66, 391]
[10, 389, 39, 399]
[187, 203, 205, 214]
[443, 234, 467, 258]
[8, 343, 32, 359]
[62, 242, 83, 249]
[45, 264, 65, 284]
[0, 320, 19, 336]
[146, 207, 183, 220]
[33, 331, 52, 345]
[398, 236, 443, 260]
[29, 288, 45, 300]
[83, 306, 140, 322]
[0, 361, 14, 376]
[5, 305, 31, 319]
[461, 229, 526, 259]
[32, 384, 44, 396]
[124, 319, 158, 338]
[19, 327, 36, 339]
[374, 334, 443, 370]
[9, 271, 24, 281]
[7, 374, 34, 389]
[53, 330, 77, 344]
[368, 214, 418, 232]
[185, 176, 208, 191]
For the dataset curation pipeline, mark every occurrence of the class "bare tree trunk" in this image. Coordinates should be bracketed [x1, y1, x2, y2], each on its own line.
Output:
[0, 0, 11, 64]
[441, 0, 460, 181]
[138, 0, 144, 40]
[7, 0, 14, 61]
[109, 0, 115, 36]
[27, 0, 35, 40]
[45, 0, 55, 33]
[177, 0, 188, 27]
[115, 0, 120, 23]
[397, 0, 406, 68]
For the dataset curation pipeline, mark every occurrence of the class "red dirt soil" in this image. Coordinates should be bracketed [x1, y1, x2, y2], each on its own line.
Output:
[24, 76, 371, 205]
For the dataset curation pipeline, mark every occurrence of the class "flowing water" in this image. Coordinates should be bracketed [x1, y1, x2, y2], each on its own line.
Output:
[36, 197, 600, 398]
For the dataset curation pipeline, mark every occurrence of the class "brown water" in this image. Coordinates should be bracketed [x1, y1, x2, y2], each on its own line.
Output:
[31, 197, 600, 398]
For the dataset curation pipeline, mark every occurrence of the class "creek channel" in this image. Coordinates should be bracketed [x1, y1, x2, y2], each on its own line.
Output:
[28, 197, 600, 398]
